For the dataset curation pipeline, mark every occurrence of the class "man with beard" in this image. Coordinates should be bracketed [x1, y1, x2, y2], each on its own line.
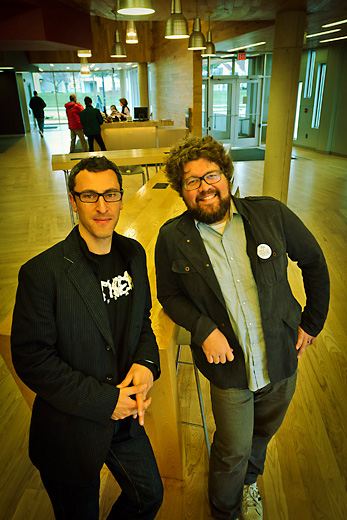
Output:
[154, 136, 329, 520]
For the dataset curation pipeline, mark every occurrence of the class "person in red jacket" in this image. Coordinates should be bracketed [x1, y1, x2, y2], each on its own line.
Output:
[65, 94, 88, 153]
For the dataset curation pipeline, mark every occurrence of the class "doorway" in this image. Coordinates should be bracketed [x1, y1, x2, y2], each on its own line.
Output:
[205, 77, 261, 147]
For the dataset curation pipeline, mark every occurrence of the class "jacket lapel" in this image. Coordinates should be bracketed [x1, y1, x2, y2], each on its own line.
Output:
[63, 230, 114, 349]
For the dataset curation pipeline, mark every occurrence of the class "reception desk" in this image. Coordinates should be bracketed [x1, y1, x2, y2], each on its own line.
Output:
[98, 120, 188, 150]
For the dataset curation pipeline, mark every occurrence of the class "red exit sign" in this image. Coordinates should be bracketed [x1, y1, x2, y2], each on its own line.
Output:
[237, 52, 246, 60]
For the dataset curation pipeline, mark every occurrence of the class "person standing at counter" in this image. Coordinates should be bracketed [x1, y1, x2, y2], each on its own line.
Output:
[11, 156, 163, 520]
[79, 97, 107, 152]
[65, 94, 89, 153]
[119, 98, 131, 117]
[155, 136, 330, 520]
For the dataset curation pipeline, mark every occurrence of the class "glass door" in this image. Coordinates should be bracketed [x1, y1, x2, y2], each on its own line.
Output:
[208, 77, 261, 147]
[209, 80, 232, 140]
[234, 79, 261, 147]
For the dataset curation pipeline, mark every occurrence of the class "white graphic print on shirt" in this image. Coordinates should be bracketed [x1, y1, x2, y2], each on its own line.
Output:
[100, 271, 133, 304]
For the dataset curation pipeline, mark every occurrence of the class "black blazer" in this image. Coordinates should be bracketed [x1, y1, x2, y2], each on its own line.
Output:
[11, 227, 160, 485]
[155, 196, 329, 390]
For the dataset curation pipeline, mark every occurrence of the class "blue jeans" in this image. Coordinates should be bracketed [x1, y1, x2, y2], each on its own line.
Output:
[40, 426, 163, 520]
[209, 371, 297, 520]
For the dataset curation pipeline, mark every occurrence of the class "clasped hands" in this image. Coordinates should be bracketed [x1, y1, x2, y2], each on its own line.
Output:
[111, 363, 153, 426]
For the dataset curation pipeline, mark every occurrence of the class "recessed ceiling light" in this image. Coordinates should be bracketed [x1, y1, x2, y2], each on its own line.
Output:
[322, 19, 347, 28]
[306, 29, 340, 38]
[227, 42, 266, 52]
[319, 35, 347, 43]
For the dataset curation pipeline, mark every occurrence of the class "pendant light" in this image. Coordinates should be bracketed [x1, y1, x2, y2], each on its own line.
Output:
[202, 13, 216, 56]
[110, 7, 127, 58]
[188, 0, 206, 50]
[80, 57, 91, 76]
[117, 0, 154, 16]
[77, 50, 92, 58]
[126, 20, 138, 43]
[165, 0, 189, 39]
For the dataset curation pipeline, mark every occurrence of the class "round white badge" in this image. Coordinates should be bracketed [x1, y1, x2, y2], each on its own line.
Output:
[257, 243, 272, 260]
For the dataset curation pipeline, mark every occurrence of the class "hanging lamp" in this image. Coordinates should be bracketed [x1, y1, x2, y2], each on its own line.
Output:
[77, 50, 92, 58]
[126, 20, 139, 43]
[80, 57, 91, 76]
[202, 13, 216, 56]
[117, 0, 154, 16]
[165, 0, 189, 39]
[188, 0, 206, 50]
[110, 8, 127, 57]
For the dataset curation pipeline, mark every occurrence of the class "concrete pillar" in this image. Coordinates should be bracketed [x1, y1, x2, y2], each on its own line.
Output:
[262, 9, 306, 203]
[119, 70, 127, 99]
[138, 62, 149, 108]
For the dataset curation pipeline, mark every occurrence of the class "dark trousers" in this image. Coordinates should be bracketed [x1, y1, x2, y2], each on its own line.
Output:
[40, 427, 163, 520]
[86, 133, 106, 152]
[209, 370, 297, 520]
[35, 116, 44, 132]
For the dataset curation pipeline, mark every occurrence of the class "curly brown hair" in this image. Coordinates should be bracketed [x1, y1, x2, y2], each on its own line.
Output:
[164, 135, 234, 196]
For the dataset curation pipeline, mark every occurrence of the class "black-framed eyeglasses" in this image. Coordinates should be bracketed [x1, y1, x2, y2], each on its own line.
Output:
[72, 190, 123, 203]
[182, 171, 223, 191]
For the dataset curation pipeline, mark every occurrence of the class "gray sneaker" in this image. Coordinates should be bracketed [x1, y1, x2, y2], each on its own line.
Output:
[241, 482, 263, 520]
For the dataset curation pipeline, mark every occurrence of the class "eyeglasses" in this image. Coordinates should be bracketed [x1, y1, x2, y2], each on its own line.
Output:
[72, 190, 123, 203]
[182, 171, 223, 191]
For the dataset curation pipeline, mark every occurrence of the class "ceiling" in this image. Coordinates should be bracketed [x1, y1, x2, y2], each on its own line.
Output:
[56, 0, 347, 52]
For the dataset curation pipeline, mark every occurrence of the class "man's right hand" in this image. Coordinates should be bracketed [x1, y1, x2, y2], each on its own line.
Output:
[202, 328, 234, 364]
[111, 384, 148, 421]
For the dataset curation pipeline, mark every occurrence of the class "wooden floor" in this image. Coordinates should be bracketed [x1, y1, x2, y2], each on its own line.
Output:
[0, 127, 346, 519]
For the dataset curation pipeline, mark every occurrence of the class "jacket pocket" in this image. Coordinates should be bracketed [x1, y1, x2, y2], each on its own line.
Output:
[258, 243, 287, 286]
[172, 258, 198, 275]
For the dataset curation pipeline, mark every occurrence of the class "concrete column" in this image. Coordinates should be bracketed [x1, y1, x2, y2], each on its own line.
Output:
[138, 62, 149, 108]
[263, 9, 306, 203]
[119, 69, 127, 98]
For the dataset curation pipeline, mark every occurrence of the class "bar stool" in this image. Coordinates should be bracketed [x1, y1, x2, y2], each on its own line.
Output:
[118, 165, 148, 185]
[176, 326, 210, 456]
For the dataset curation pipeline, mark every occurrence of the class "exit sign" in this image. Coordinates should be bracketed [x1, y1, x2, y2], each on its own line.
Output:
[237, 52, 246, 60]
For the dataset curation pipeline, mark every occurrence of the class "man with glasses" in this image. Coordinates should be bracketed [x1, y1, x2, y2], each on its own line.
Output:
[11, 156, 163, 519]
[155, 136, 329, 520]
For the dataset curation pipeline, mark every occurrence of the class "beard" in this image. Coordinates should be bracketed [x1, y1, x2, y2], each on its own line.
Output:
[186, 188, 231, 224]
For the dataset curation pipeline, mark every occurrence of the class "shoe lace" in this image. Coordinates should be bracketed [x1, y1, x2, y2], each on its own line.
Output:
[243, 483, 262, 513]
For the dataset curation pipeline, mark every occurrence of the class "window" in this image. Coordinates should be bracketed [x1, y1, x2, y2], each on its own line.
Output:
[311, 64, 326, 129]
[304, 50, 316, 98]
[293, 82, 303, 140]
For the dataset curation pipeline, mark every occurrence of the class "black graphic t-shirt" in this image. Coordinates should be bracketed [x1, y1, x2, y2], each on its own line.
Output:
[91, 248, 133, 381]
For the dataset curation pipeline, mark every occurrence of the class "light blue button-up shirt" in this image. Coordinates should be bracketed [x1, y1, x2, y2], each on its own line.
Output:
[196, 204, 270, 391]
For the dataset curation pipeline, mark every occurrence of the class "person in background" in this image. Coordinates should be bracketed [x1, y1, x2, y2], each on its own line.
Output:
[110, 104, 126, 121]
[65, 94, 88, 153]
[119, 98, 131, 117]
[79, 97, 107, 152]
[29, 90, 46, 138]
[155, 135, 330, 520]
[11, 156, 163, 520]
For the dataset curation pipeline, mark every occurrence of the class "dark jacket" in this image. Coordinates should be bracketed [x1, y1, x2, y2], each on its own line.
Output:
[155, 196, 329, 389]
[79, 105, 104, 135]
[29, 95, 46, 118]
[11, 227, 160, 485]
[64, 101, 84, 130]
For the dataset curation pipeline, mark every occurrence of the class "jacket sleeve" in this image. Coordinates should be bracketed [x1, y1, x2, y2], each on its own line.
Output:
[155, 227, 217, 346]
[279, 201, 330, 336]
[11, 263, 118, 426]
[97, 110, 103, 126]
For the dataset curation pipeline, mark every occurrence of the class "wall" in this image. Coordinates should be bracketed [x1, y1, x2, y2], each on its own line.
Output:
[0, 71, 25, 135]
[296, 44, 347, 156]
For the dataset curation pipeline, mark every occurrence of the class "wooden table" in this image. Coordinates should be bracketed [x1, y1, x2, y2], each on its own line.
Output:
[51, 148, 171, 225]
[116, 169, 187, 480]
